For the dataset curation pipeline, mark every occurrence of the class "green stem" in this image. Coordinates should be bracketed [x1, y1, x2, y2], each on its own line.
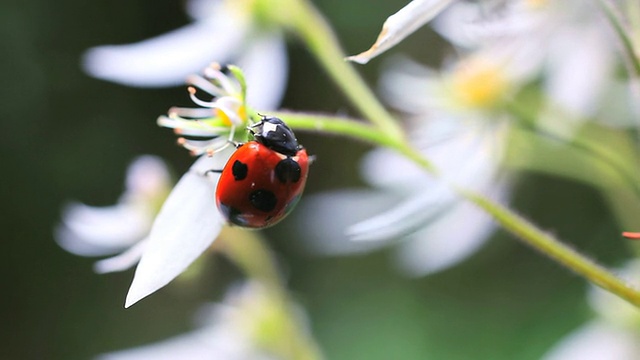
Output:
[273, 110, 438, 174]
[276, 110, 640, 307]
[595, 0, 640, 77]
[460, 187, 640, 307]
[279, 0, 404, 140]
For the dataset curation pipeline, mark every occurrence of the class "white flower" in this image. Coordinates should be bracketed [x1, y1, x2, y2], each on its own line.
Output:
[82, 0, 288, 110]
[56, 155, 172, 274]
[98, 282, 302, 360]
[60, 66, 268, 307]
[350, 0, 622, 126]
[298, 54, 513, 276]
[542, 261, 640, 360]
[434, 0, 617, 121]
[127, 65, 257, 307]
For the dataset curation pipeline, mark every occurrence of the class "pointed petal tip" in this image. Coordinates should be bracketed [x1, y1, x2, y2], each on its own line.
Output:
[124, 284, 151, 308]
[345, 54, 371, 65]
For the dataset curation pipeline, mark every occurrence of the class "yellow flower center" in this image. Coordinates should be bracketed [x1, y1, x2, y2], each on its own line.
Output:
[449, 59, 509, 109]
[525, 0, 548, 9]
[215, 105, 247, 127]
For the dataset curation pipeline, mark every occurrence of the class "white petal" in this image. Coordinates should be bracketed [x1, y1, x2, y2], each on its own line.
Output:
[238, 33, 288, 111]
[347, 0, 456, 64]
[83, 12, 248, 87]
[431, 1, 484, 49]
[185, 0, 222, 21]
[346, 181, 456, 242]
[295, 189, 401, 255]
[378, 57, 443, 114]
[56, 203, 150, 256]
[97, 327, 259, 360]
[125, 155, 172, 198]
[393, 181, 506, 276]
[99, 299, 275, 360]
[544, 25, 613, 118]
[359, 146, 431, 191]
[432, 1, 543, 49]
[125, 154, 229, 307]
[542, 322, 640, 360]
[94, 238, 149, 274]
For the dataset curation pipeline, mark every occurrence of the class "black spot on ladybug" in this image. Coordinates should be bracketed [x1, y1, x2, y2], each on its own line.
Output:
[218, 202, 247, 226]
[249, 190, 277, 212]
[275, 158, 301, 183]
[232, 160, 248, 181]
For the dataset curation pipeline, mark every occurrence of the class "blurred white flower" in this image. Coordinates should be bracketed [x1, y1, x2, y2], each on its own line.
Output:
[542, 260, 640, 360]
[83, 0, 288, 110]
[350, 0, 622, 126]
[434, 0, 617, 121]
[99, 282, 305, 360]
[56, 155, 172, 274]
[299, 53, 515, 276]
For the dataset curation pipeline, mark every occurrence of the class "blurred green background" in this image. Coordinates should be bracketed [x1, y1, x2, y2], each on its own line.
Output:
[1, 0, 632, 359]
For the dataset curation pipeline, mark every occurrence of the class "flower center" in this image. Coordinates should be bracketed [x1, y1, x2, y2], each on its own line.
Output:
[449, 59, 508, 109]
[525, 0, 548, 9]
[215, 105, 247, 127]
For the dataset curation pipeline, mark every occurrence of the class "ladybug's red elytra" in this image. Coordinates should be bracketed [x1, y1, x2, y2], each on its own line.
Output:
[215, 116, 310, 228]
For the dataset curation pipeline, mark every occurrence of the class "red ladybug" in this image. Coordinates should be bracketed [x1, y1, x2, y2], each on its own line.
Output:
[215, 116, 310, 228]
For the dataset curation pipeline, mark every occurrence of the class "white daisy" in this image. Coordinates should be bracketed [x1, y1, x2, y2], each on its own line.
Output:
[350, 0, 623, 126]
[299, 52, 517, 276]
[434, 0, 618, 121]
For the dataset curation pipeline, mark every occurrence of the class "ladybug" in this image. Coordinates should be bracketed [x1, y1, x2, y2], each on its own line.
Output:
[215, 116, 310, 228]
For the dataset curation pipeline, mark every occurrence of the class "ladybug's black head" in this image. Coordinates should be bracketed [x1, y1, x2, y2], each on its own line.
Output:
[250, 116, 300, 156]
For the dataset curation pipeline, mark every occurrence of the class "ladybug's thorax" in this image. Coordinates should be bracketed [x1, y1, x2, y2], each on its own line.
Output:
[251, 117, 300, 157]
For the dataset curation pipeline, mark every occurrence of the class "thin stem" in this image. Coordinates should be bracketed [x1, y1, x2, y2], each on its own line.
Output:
[275, 109, 640, 307]
[595, 0, 640, 142]
[460, 188, 640, 307]
[280, 0, 405, 140]
[595, 0, 640, 77]
[274, 110, 438, 175]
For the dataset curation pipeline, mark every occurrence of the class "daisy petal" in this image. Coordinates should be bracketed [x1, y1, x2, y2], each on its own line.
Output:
[544, 25, 612, 118]
[394, 195, 496, 275]
[125, 155, 228, 307]
[346, 181, 456, 242]
[347, 0, 456, 64]
[94, 238, 149, 274]
[296, 189, 401, 255]
[82, 13, 248, 87]
[238, 33, 288, 111]
[56, 203, 150, 256]
[125, 155, 172, 197]
[97, 327, 250, 360]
